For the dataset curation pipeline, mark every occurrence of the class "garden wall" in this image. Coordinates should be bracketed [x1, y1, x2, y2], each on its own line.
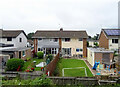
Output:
[2, 72, 120, 85]
[45, 53, 59, 76]
[47, 76, 98, 86]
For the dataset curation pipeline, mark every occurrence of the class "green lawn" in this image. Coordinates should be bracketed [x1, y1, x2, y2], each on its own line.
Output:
[58, 58, 93, 77]
[22, 58, 44, 71]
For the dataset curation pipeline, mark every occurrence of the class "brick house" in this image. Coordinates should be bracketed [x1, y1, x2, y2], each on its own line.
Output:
[99, 29, 120, 53]
[33, 28, 88, 58]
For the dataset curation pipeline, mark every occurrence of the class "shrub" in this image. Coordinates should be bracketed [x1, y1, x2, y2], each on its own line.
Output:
[2, 75, 54, 86]
[26, 57, 31, 61]
[37, 51, 44, 59]
[30, 75, 53, 86]
[6, 58, 24, 71]
[47, 54, 53, 61]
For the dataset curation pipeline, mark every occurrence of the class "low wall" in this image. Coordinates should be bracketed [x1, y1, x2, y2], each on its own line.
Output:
[2, 72, 120, 85]
[47, 76, 98, 86]
[45, 53, 59, 76]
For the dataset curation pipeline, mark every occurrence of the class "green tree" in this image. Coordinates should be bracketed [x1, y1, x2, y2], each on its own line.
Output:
[27, 32, 34, 40]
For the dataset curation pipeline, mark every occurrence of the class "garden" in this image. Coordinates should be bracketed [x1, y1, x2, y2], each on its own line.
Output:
[54, 58, 93, 77]
[5, 51, 53, 72]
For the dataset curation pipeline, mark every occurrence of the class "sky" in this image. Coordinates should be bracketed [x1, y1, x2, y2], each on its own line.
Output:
[0, 0, 119, 36]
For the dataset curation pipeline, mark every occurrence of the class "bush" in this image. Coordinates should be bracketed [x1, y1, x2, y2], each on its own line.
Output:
[37, 51, 44, 59]
[47, 54, 53, 61]
[2, 75, 53, 86]
[6, 58, 24, 71]
[26, 57, 31, 61]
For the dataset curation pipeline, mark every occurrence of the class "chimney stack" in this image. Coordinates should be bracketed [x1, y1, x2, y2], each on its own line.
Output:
[60, 28, 63, 32]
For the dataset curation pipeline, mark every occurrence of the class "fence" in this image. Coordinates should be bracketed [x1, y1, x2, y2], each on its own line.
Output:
[45, 53, 59, 76]
[47, 76, 98, 86]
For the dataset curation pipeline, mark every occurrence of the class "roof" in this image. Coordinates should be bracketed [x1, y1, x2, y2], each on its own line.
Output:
[33, 29, 88, 38]
[87, 47, 114, 53]
[27, 40, 33, 45]
[0, 29, 27, 38]
[0, 43, 14, 47]
[41, 45, 59, 48]
[0, 47, 30, 51]
[102, 29, 120, 36]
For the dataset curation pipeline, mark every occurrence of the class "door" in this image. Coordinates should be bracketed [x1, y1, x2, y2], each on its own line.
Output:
[102, 53, 110, 64]
[62, 48, 71, 56]
[19, 51, 21, 59]
[46, 48, 51, 55]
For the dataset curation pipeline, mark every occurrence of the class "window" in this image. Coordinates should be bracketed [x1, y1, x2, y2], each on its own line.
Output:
[76, 48, 83, 52]
[22, 51, 25, 56]
[7, 37, 12, 41]
[38, 38, 42, 40]
[52, 48, 57, 54]
[79, 38, 82, 41]
[80, 49, 83, 51]
[65, 38, 70, 42]
[54, 38, 58, 42]
[19, 38, 22, 42]
[76, 49, 79, 52]
[49, 39, 53, 41]
[112, 39, 118, 43]
[38, 48, 43, 51]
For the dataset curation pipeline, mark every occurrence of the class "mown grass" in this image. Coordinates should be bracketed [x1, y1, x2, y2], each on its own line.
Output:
[22, 58, 44, 71]
[58, 58, 93, 77]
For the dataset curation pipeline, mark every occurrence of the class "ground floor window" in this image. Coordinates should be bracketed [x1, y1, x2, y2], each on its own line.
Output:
[22, 51, 25, 56]
[62, 48, 71, 56]
[76, 48, 83, 52]
[52, 48, 57, 54]
[39, 48, 58, 55]
[38, 48, 43, 51]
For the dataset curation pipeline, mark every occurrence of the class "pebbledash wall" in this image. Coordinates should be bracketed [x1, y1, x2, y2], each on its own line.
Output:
[34, 38, 87, 58]
[0, 32, 27, 48]
[62, 38, 83, 56]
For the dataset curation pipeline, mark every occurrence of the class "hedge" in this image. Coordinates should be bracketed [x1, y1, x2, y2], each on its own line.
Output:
[6, 58, 24, 71]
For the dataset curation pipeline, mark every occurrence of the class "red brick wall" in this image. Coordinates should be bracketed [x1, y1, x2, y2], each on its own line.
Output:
[99, 31, 109, 49]
[94, 53, 102, 64]
[21, 48, 32, 60]
[94, 52, 114, 68]
[59, 38, 62, 53]
[15, 48, 32, 60]
[83, 38, 87, 57]
[34, 38, 38, 53]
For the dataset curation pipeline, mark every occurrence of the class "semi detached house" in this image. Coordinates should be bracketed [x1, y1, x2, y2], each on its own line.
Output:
[33, 28, 88, 58]
[99, 29, 120, 53]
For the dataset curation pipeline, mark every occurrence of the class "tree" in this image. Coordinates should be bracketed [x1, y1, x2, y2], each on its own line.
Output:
[92, 34, 99, 40]
[27, 32, 34, 40]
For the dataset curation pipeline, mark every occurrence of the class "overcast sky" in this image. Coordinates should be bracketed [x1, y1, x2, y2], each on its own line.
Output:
[0, 0, 119, 36]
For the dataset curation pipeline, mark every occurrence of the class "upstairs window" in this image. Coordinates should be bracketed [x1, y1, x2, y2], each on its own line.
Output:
[54, 38, 58, 42]
[79, 38, 83, 41]
[38, 38, 42, 40]
[19, 38, 22, 42]
[65, 38, 70, 42]
[112, 39, 118, 43]
[7, 37, 12, 41]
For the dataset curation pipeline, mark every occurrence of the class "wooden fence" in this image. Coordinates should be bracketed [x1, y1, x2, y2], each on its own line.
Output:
[45, 53, 59, 76]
